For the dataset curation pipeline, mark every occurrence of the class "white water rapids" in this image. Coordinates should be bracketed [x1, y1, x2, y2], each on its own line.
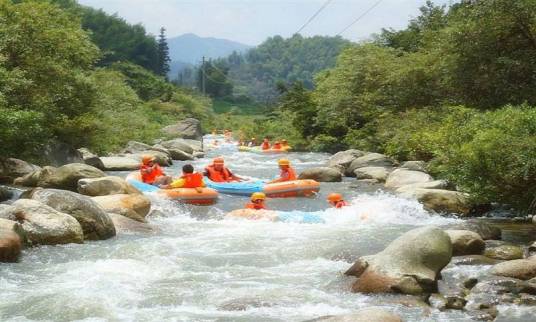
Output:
[1, 136, 532, 321]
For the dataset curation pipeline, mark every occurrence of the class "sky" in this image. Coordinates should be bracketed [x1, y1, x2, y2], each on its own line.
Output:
[78, 0, 454, 45]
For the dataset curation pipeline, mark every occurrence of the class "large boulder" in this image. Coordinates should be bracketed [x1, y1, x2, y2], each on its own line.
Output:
[160, 139, 195, 155]
[484, 242, 523, 260]
[0, 218, 24, 262]
[162, 118, 203, 140]
[126, 151, 172, 167]
[181, 139, 203, 152]
[298, 167, 342, 182]
[28, 188, 115, 241]
[354, 166, 393, 182]
[400, 161, 427, 172]
[327, 149, 366, 172]
[306, 308, 402, 322]
[43, 142, 84, 166]
[0, 199, 83, 245]
[401, 189, 471, 215]
[441, 219, 502, 240]
[168, 149, 194, 161]
[123, 141, 153, 154]
[100, 157, 140, 171]
[395, 180, 449, 194]
[491, 258, 536, 280]
[345, 153, 395, 177]
[345, 226, 452, 295]
[107, 213, 153, 234]
[0, 158, 41, 184]
[14, 163, 105, 191]
[92, 194, 151, 222]
[78, 176, 140, 196]
[385, 169, 434, 189]
[445, 230, 485, 256]
[77, 148, 105, 170]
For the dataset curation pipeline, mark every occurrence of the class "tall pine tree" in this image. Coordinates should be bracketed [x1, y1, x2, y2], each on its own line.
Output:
[157, 27, 171, 78]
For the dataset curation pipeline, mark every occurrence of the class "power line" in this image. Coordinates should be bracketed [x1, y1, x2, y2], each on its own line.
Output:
[296, 0, 334, 34]
[336, 0, 383, 36]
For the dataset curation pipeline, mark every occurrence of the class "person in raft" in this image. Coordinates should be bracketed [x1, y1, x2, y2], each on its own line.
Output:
[327, 193, 349, 208]
[140, 155, 171, 186]
[281, 139, 290, 150]
[272, 141, 282, 150]
[248, 138, 257, 147]
[261, 138, 270, 150]
[269, 158, 297, 183]
[204, 157, 243, 182]
[245, 192, 267, 210]
[160, 164, 205, 192]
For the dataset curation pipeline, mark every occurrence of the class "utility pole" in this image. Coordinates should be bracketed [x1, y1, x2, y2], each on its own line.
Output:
[201, 56, 206, 96]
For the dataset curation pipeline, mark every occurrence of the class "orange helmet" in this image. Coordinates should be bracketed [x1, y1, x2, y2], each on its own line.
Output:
[251, 192, 266, 201]
[327, 193, 343, 202]
[142, 155, 155, 164]
[213, 157, 224, 164]
[274, 141, 280, 144]
[278, 158, 290, 166]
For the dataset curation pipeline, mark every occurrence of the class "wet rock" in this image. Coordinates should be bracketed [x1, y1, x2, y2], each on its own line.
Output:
[446, 230, 485, 255]
[167, 149, 194, 161]
[161, 118, 203, 140]
[485, 244, 523, 260]
[436, 279, 468, 310]
[356, 178, 380, 184]
[385, 169, 433, 189]
[298, 167, 342, 182]
[305, 308, 402, 322]
[402, 188, 471, 215]
[14, 163, 105, 191]
[395, 180, 449, 194]
[181, 139, 203, 152]
[78, 176, 140, 196]
[124, 151, 172, 167]
[345, 153, 395, 177]
[107, 213, 153, 234]
[43, 141, 83, 166]
[0, 158, 41, 184]
[353, 166, 392, 182]
[28, 188, 115, 241]
[529, 241, 536, 257]
[218, 297, 274, 311]
[451, 255, 502, 266]
[0, 199, 83, 245]
[92, 193, 150, 222]
[491, 258, 536, 280]
[428, 293, 448, 310]
[77, 148, 105, 170]
[442, 220, 502, 240]
[401, 161, 427, 172]
[346, 226, 452, 295]
[0, 218, 24, 262]
[160, 139, 195, 155]
[123, 141, 153, 154]
[327, 149, 366, 173]
[100, 156, 140, 171]
[192, 151, 205, 159]
[0, 186, 14, 202]
[150, 144, 172, 156]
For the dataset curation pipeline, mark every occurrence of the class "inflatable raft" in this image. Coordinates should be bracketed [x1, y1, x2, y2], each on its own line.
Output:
[238, 146, 288, 154]
[205, 179, 320, 197]
[226, 209, 324, 223]
[126, 172, 219, 205]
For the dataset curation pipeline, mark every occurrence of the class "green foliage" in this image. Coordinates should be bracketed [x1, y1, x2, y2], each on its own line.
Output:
[156, 27, 170, 77]
[111, 62, 174, 101]
[198, 60, 233, 98]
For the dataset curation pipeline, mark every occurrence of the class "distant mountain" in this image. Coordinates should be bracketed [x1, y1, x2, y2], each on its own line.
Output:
[167, 33, 251, 65]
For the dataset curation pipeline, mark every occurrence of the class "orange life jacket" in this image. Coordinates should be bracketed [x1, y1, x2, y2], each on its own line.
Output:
[272, 143, 282, 150]
[245, 202, 266, 210]
[205, 165, 233, 182]
[141, 164, 164, 184]
[261, 142, 270, 150]
[280, 166, 297, 181]
[181, 172, 204, 188]
[335, 200, 349, 208]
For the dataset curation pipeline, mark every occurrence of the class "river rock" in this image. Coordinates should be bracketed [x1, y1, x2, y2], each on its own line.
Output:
[78, 176, 140, 196]
[0, 186, 13, 202]
[43, 141, 83, 166]
[306, 308, 402, 322]
[0, 158, 41, 184]
[123, 141, 153, 153]
[192, 151, 205, 159]
[28, 188, 115, 241]
[402, 188, 471, 215]
[168, 149, 194, 161]
[451, 255, 503, 266]
[345, 153, 395, 177]
[401, 161, 428, 172]
[13, 163, 105, 191]
[160, 139, 195, 155]
[162, 118, 203, 140]
[395, 180, 449, 194]
[92, 194, 151, 222]
[491, 258, 536, 280]
[298, 167, 342, 182]
[0, 218, 24, 262]
[0, 199, 83, 245]
[485, 244, 524, 260]
[442, 219, 502, 240]
[100, 156, 140, 171]
[107, 213, 153, 234]
[465, 276, 536, 313]
[385, 169, 433, 189]
[126, 151, 172, 167]
[327, 149, 366, 173]
[77, 148, 105, 170]
[446, 230, 485, 256]
[345, 226, 452, 295]
[354, 166, 392, 182]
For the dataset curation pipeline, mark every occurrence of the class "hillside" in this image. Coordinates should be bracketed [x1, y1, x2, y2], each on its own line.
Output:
[168, 33, 250, 65]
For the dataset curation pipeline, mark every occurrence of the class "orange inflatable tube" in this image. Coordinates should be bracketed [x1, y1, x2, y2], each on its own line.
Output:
[263, 179, 320, 198]
[126, 172, 218, 206]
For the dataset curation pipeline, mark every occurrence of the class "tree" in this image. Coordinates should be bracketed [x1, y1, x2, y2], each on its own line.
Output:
[197, 60, 233, 98]
[157, 27, 171, 78]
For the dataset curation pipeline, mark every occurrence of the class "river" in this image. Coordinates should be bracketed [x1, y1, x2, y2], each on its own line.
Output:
[0, 136, 533, 321]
